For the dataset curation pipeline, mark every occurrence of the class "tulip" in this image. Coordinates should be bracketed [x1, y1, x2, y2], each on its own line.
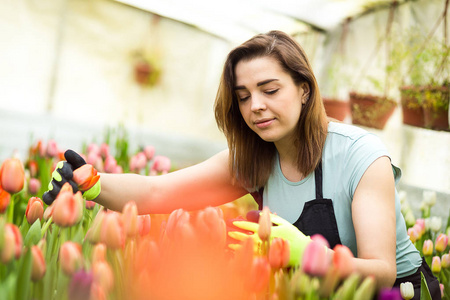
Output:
[100, 212, 125, 249]
[103, 156, 117, 174]
[150, 156, 171, 175]
[268, 237, 290, 269]
[354, 275, 376, 300]
[440, 284, 444, 299]
[422, 239, 433, 256]
[399, 281, 414, 300]
[407, 227, 419, 243]
[441, 254, 450, 268]
[258, 206, 271, 242]
[27, 160, 38, 177]
[311, 233, 330, 248]
[134, 239, 160, 273]
[332, 244, 355, 279]
[68, 270, 93, 300]
[0, 186, 11, 214]
[130, 152, 147, 173]
[46, 139, 59, 158]
[87, 151, 101, 166]
[196, 206, 226, 246]
[87, 143, 100, 156]
[100, 143, 109, 159]
[423, 190, 437, 207]
[72, 164, 100, 192]
[143, 145, 155, 161]
[25, 197, 44, 225]
[435, 233, 448, 253]
[86, 200, 96, 210]
[0, 223, 22, 263]
[0, 158, 25, 194]
[60, 241, 83, 276]
[86, 210, 106, 244]
[165, 209, 190, 241]
[428, 216, 442, 233]
[92, 243, 107, 264]
[247, 257, 271, 293]
[122, 201, 138, 238]
[90, 283, 107, 300]
[52, 188, 84, 227]
[114, 165, 123, 174]
[137, 214, 151, 236]
[432, 256, 441, 274]
[302, 239, 330, 277]
[415, 219, 426, 235]
[31, 245, 46, 281]
[28, 178, 41, 195]
[92, 260, 114, 293]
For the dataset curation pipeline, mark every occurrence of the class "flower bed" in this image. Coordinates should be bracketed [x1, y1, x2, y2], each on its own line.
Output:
[0, 131, 445, 299]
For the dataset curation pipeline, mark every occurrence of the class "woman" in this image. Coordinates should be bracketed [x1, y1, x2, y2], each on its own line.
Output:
[44, 30, 439, 298]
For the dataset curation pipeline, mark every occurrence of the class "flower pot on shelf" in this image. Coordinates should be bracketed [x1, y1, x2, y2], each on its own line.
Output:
[399, 86, 425, 128]
[349, 92, 397, 130]
[322, 98, 350, 121]
[422, 85, 449, 131]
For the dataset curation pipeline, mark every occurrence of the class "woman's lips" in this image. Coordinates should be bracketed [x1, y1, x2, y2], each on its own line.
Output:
[255, 118, 274, 128]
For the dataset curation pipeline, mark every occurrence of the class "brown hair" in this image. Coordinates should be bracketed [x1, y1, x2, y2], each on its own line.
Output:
[214, 30, 328, 189]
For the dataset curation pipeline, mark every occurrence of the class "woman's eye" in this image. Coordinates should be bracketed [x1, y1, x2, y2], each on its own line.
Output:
[239, 95, 250, 102]
[265, 89, 279, 95]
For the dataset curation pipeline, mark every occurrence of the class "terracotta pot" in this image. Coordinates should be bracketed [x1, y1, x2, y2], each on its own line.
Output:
[349, 92, 397, 130]
[422, 85, 449, 131]
[322, 98, 350, 121]
[399, 86, 425, 128]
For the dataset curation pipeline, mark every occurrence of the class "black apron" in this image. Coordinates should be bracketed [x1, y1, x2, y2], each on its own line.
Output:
[251, 161, 342, 249]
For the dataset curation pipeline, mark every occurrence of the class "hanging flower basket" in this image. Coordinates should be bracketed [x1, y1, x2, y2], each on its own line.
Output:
[349, 92, 397, 130]
[322, 98, 350, 121]
[422, 85, 450, 131]
[399, 86, 426, 128]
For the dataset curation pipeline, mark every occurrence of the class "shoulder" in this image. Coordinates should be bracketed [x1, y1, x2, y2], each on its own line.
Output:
[326, 122, 386, 153]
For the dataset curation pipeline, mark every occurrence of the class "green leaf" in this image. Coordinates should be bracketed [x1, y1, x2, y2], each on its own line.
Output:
[16, 248, 32, 300]
[23, 219, 42, 247]
[420, 271, 432, 300]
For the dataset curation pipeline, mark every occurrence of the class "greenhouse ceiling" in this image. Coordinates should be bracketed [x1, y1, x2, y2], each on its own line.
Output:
[114, 0, 409, 42]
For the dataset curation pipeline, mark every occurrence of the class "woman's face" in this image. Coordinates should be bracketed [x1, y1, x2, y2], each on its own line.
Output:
[235, 56, 309, 147]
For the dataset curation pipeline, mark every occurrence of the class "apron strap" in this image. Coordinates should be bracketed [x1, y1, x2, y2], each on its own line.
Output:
[314, 160, 323, 199]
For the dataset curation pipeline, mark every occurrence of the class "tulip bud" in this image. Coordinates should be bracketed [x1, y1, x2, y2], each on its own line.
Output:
[435, 233, 448, 253]
[407, 227, 419, 243]
[258, 207, 271, 242]
[196, 207, 226, 246]
[440, 283, 444, 299]
[1, 223, 23, 263]
[143, 145, 155, 161]
[150, 156, 171, 175]
[26, 197, 44, 225]
[332, 244, 355, 279]
[100, 212, 125, 249]
[31, 245, 46, 281]
[100, 143, 109, 159]
[52, 189, 84, 227]
[86, 210, 106, 244]
[46, 140, 59, 158]
[130, 152, 147, 173]
[72, 164, 100, 192]
[432, 256, 441, 274]
[269, 237, 290, 269]
[302, 238, 329, 276]
[28, 178, 41, 195]
[0, 158, 25, 194]
[92, 243, 107, 264]
[28, 160, 38, 178]
[423, 191, 437, 207]
[441, 254, 450, 268]
[68, 270, 93, 300]
[85, 200, 96, 210]
[104, 156, 117, 174]
[399, 281, 414, 300]
[59, 241, 83, 276]
[429, 216, 443, 233]
[137, 215, 151, 237]
[422, 240, 433, 256]
[247, 257, 271, 293]
[0, 187, 11, 214]
[92, 260, 114, 293]
[122, 201, 138, 238]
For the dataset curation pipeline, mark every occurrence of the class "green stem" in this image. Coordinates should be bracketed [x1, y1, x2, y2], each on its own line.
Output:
[41, 216, 53, 238]
[7, 194, 15, 224]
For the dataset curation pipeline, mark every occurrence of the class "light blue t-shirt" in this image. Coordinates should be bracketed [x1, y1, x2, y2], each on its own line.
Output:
[263, 121, 421, 277]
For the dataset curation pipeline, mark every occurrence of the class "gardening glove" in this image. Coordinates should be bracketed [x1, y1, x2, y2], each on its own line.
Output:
[42, 150, 101, 205]
[228, 211, 312, 267]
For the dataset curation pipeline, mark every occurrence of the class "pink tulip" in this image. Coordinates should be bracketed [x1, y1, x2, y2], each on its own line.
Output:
[440, 284, 444, 298]
[60, 241, 83, 276]
[416, 218, 426, 234]
[25, 197, 44, 225]
[247, 257, 271, 293]
[269, 237, 290, 269]
[302, 239, 330, 276]
[114, 165, 123, 174]
[100, 143, 109, 159]
[150, 156, 171, 175]
[87, 151, 101, 166]
[432, 256, 441, 274]
[423, 240, 433, 256]
[258, 206, 271, 241]
[0, 186, 11, 214]
[87, 143, 100, 156]
[137, 215, 151, 236]
[52, 189, 84, 227]
[28, 178, 41, 195]
[130, 152, 147, 173]
[332, 244, 355, 279]
[0, 158, 25, 194]
[435, 234, 448, 252]
[31, 245, 46, 281]
[1, 224, 22, 263]
[100, 212, 125, 249]
[311, 234, 330, 248]
[103, 155, 117, 174]
[408, 227, 420, 243]
[72, 164, 100, 192]
[46, 139, 59, 158]
[143, 145, 155, 161]
[165, 209, 191, 240]
[122, 201, 138, 238]
[92, 260, 114, 293]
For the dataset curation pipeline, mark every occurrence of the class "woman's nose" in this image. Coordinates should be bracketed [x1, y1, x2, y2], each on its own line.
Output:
[250, 94, 266, 112]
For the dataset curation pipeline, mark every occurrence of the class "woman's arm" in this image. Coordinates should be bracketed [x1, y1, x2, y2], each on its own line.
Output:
[351, 156, 397, 289]
[95, 149, 249, 214]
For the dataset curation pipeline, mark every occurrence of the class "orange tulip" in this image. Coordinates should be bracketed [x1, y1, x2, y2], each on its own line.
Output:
[26, 197, 44, 225]
[122, 201, 138, 238]
[0, 186, 11, 214]
[332, 244, 355, 279]
[302, 239, 330, 277]
[0, 224, 23, 263]
[59, 241, 83, 276]
[52, 188, 84, 227]
[196, 206, 226, 246]
[165, 209, 190, 240]
[247, 257, 271, 293]
[269, 237, 290, 269]
[92, 243, 107, 264]
[137, 215, 151, 237]
[0, 158, 25, 194]
[31, 245, 46, 281]
[100, 212, 125, 249]
[92, 260, 114, 293]
[72, 164, 100, 192]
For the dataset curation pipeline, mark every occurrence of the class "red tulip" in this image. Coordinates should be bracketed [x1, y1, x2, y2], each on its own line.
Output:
[72, 164, 100, 192]
[269, 237, 290, 269]
[122, 201, 138, 238]
[0, 223, 22, 263]
[137, 214, 151, 236]
[302, 238, 330, 277]
[31, 245, 46, 281]
[52, 185, 84, 227]
[26, 197, 44, 225]
[0, 158, 25, 194]
[332, 244, 355, 279]
[100, 212, 125, 249]
[60, 241, 83, 276]
[0, 186, 11, 214]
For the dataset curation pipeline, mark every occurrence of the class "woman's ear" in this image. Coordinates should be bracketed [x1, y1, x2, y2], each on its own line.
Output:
[300, 82, 310, 104]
